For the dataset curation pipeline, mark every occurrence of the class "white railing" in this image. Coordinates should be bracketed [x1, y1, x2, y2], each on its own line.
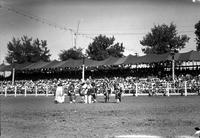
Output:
[133, 81, 200, 96]
[0, 81, 200, 97]
[0, 85, 55, 97]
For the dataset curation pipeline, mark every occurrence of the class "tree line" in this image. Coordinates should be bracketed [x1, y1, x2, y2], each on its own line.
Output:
[5, 21, 200, 64]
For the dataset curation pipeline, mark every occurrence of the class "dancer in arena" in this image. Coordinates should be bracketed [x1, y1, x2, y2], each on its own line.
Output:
[107, 81, 113, 102]
[103, 81, 110, 103]
[86, 80, 93, 104]
[81, 81, 89, 103]
[68, 82, 76, 103]
[114, 82, 122, 103]
[76, 82, 82, 102]
[91, 81, 97, 103]
[54, 81, 65, 103]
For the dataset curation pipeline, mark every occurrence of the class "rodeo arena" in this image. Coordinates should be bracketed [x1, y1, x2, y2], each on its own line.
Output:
[1, 50, 200, 138]
[0, 50, 200, 102]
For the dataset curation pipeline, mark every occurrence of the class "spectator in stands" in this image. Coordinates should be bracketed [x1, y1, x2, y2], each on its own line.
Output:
[1, 74, 200, 99]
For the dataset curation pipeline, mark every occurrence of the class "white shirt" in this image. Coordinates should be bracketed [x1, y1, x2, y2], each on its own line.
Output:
[55, 86, 65, 103]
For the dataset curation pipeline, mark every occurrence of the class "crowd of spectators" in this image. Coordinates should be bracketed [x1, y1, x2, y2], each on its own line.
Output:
[0, 74, 200, 96]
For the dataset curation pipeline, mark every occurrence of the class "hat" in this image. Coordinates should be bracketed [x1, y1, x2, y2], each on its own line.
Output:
[57, 81, 62, 86]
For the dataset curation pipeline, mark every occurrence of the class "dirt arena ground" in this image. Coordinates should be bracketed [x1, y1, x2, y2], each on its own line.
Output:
[0, 95, 200, 138]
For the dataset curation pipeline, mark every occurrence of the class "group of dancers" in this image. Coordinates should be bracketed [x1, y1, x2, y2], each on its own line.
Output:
[54, 79, 123, 104]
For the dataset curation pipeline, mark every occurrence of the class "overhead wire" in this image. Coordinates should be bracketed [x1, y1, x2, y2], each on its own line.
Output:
[78, 32, 146, 36]
[0, 2, 196, 47]
[0, 3, 97, 42]
[78, 29, 194, 36]
[0, 4, 195, 37]
[0, 4, 74, 33]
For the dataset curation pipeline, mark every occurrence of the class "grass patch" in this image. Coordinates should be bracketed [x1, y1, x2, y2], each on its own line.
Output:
[1, 96, 200, 138]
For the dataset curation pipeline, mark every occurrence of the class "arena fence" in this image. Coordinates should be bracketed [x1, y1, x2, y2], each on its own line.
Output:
[0, 81, 200, 97]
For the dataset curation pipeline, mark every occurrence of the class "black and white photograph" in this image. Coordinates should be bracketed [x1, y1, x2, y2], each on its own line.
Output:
[0, 0, 200, 137]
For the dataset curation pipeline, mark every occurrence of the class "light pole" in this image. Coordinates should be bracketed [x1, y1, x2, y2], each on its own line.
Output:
[11, 58, 15, 86]
[170, 48, 175, 83]
[82, 55, 85, 82]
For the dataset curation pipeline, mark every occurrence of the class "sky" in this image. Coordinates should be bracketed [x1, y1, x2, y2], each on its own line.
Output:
[0, 0, 200, 63]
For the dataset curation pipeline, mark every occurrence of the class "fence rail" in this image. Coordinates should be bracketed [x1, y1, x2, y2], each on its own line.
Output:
[0, 81, 200, 97]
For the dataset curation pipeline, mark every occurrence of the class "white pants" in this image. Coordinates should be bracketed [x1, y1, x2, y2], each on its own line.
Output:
[84, 95, 92, 104]
[88, 95, 92, 104]
[84, 95, 88, 103]
[55, 86, 65, 103]
[55, 95, 65, 103]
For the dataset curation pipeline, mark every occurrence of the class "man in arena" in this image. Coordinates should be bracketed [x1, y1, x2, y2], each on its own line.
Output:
[91, 81, 97, 103]
[68, 82, 76, 103]
[81, 81, 90, 104]
[79, 82, 86, 103]
[86, 79, 93, 104]
[54, 81, 65, 103]
[115, 80, 123, 103]
[103, 81, 110, 103]
[114, 83, 120, 103]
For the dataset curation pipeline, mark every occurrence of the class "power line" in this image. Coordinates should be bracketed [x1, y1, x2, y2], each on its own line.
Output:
[0, 4, 195, 40]
[78, 32, 145, 36]
[0, 4, 96, 41]
[78, 30, 194, 36]
[0, 4, 74, 32]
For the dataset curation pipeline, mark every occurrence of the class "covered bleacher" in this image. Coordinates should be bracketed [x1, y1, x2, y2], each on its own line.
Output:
[0, 50, 200, 80]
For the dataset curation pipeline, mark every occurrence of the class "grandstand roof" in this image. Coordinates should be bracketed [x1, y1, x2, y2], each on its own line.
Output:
[137, 53, 171, 64]
[59, 58, 82, 68]
[176, 50, 200, 61]
[0, 51, 200, 71]
[42, 60, 59, 69]
[101, 56, 120, 66]
[0, 62, 32, 71]
[114, 55, 136, 65]
[84, 59, 97, 67]
[22, 61, 50, 70]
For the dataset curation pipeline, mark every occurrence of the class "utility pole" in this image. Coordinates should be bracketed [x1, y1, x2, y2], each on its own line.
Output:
[135, 53, 138, 69]
[0, 47, 1, 64]
[170, 48, 175, 84]
[73, 20, 80, 49]
[11, 58, 15, 86]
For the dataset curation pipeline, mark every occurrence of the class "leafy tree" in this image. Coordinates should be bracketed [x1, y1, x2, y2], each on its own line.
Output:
[86, 35, 124, 60]
[140, 23, 190, 54]
[195, 20, 200, 51]
[6, 36, 51, 64]
[107, 42, 124, 57]
[59, 47, 83, 61]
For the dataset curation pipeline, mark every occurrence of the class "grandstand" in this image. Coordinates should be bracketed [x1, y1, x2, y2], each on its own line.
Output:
[0, 50, 200, 80]
[0, 50, 200, 97]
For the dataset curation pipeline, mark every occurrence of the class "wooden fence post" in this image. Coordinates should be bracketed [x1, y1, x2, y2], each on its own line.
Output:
[135, 83, 138, 97]
[184, 81, 187, 96]
[5, 87, 7, 97]
[14, 86, 17, 97]
[46, 86, 48, 97]
[35, 86, 38, 96]
[167, 83, 170, 96]
[24, 86, 27, 97]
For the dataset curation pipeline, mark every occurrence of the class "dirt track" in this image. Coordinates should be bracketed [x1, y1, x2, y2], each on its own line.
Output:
[1, 96, 200, 138]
